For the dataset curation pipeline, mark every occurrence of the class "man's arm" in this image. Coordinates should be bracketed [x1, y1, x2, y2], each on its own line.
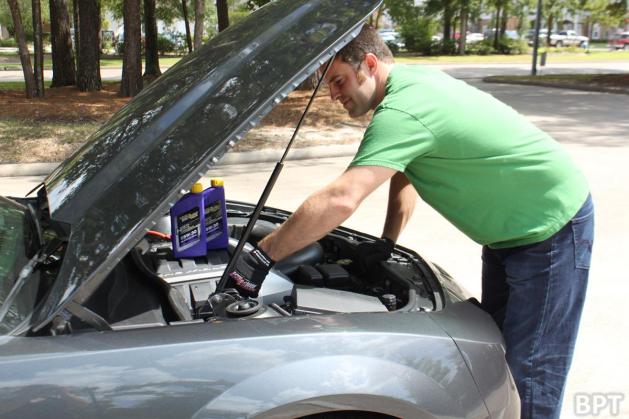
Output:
[382, 172, 416, 242]
[258, 165, 397, 261]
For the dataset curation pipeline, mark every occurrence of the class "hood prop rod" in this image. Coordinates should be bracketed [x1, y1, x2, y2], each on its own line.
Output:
[216, 56, 335, 294]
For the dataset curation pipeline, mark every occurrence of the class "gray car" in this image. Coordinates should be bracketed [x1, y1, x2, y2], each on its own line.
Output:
[0, 1, 520, 418]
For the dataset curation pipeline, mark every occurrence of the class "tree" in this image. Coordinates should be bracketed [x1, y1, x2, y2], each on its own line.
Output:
[6, 0, 36, 97]
[143, 0, 161, 77]
[76, 0, 102, 91]
[181, 0, 193, 52]
[49, 0, 76, 87]
[120, 0, 142, 96]
[216, 0, 228, 31]
[193, 0, 203, 50]
[31, 0, 44, 96]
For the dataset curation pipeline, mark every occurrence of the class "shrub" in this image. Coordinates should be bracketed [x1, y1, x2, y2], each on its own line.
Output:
[495, 37, 528, 55]
[438, 38, 457, 55]
[385, 40, 400, 55]
[0, 38, 17, 48]
[157, 34, 176, 54]
[400, 17, 438, 55]
[466, 40, 494, 55]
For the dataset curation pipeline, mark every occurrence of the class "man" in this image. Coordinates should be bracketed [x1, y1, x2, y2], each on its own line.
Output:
[227, 25, 594, 419]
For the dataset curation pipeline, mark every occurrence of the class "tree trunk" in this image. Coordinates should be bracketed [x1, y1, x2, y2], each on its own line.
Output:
[193, 0, 204, 50]
[546, 15, 553, 46]
[7, 0, 36, 98]
[493, 3, 502, 49]
[181, 0, 193, 52]
[443, 0, 453, 41]
[459, 6, 468, 55]
[76, 0, 102, 91]
[121, 0, 143, 96]
[143, 0, 161, 77]
[49, 0, 76, 87]
[373, 5, 383, 29]
[499, 1, 508, 37]
[216, 0, 229, 32]
[32, 0, 45, 97]
[73, 0, 80, 69]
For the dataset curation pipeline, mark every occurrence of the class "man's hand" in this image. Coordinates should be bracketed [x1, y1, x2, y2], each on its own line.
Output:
[355, 237, 395, 273]
[226, 246, 275, 298]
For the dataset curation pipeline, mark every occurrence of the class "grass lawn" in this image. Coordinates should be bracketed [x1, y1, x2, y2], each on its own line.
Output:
[1, 50, 628, 71]
[0, 55, 184, 70]
[396, 49, 629, 64]
[0, 118, 99, 163]
[0, 79, 119, 91]
[483, 73, 629, 94]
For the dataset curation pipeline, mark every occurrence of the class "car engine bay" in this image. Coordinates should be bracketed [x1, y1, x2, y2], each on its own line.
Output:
[48, 203, 438, 334]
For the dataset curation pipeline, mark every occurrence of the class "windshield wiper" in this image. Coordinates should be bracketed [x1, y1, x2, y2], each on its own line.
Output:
[216, 57, 335, 293]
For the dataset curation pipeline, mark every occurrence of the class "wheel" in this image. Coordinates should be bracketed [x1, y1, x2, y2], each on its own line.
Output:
[555, 41, 563, 48]
[624, 44, 629, 51]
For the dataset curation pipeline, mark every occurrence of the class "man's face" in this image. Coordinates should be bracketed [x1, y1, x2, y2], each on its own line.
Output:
[324, 57, 376, 118]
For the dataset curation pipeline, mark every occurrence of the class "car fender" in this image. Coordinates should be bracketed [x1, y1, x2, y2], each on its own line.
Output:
[191, 355, 489, 419]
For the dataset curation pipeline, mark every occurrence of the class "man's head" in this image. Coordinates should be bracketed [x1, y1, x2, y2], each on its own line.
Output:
[324, 25, 394, 118]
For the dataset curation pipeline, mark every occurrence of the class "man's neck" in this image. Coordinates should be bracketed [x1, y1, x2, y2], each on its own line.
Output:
[372, 63, 393, 109]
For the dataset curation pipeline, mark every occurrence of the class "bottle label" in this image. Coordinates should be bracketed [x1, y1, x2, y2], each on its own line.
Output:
[205, 200, 223, 240]
[176, 208, 201, 250]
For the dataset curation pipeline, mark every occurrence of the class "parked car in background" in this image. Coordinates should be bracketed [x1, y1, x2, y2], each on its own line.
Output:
[557, 30, 589, 47]
[378, 28, 405, 49]
[527, 29, 589, 47]
[466, 32, 484, 43]
[608, 32, 629, 50]
[484, 28, 520, 41]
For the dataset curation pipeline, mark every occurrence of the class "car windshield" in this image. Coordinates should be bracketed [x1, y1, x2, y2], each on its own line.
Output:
[0, 197, 41, 334]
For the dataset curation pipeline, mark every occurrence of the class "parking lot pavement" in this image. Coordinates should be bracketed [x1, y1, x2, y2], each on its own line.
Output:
[1, 81, 628, 417]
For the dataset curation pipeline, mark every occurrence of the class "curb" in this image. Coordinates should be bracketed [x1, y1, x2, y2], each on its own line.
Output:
[0, 144, 359, 177]
[482, 77, 629, 95]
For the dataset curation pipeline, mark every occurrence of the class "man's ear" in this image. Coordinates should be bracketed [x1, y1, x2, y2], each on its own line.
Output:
[363, 53, 378, 75]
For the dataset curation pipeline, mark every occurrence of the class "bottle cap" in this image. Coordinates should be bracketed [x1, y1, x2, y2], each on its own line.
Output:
[191, 182, 203, 193]
[211, 178, 224, 187]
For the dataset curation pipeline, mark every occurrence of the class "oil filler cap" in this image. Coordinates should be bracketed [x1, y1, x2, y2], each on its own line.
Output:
[226, 299, 261, 317]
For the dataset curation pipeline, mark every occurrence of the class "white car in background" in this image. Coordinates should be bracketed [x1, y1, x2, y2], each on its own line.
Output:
[378, 28, 405, 49]
[466, 32, 484, 43]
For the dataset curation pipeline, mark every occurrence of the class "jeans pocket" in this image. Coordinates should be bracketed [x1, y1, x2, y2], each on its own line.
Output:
[571, 214, 594, 270]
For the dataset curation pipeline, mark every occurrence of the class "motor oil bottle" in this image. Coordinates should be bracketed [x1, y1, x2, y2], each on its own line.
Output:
[204, 178, 229, 250]
[170, 182, 206, 258]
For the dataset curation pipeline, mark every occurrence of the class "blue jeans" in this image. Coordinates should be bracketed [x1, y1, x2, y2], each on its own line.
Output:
[481, 195, 594, 419]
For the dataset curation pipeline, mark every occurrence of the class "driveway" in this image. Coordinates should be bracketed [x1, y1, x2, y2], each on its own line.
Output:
[1, 77, 628, 418]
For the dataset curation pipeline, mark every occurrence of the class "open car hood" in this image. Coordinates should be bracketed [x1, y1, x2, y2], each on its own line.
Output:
[33, 0, 382, 331]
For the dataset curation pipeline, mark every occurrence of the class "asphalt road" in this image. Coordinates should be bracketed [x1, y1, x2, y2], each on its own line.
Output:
[1, 68, 628, 417]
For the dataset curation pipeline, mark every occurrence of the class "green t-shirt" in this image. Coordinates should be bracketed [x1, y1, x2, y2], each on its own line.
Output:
[350, 65, 589, 248]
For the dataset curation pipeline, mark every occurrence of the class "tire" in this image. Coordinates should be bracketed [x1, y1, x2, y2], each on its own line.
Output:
[555, 41, 563, 48]
[624, 44, 629, 51]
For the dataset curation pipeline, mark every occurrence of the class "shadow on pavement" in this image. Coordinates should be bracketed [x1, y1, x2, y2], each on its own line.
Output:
[476, 81, 629, 147]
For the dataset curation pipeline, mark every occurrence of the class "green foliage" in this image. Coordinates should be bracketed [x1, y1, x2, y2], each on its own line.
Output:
[0, 0, 51, 38]
[385, 40, 400, 55]
[438, 38, 457, 54]
[157, 32, 187, 54]
[0, 38, 18, 47]
[465, 40, 494, 55]
[465, 37, 528, 55]
[399, 17, 438, 55]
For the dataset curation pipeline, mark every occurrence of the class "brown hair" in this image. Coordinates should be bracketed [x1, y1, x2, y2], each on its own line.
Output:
[337, 24, 394, 65]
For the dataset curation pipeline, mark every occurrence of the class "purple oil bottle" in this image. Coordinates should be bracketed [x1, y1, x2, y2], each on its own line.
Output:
[170, 182, 206, 258]
[204, 178, 229, 250]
